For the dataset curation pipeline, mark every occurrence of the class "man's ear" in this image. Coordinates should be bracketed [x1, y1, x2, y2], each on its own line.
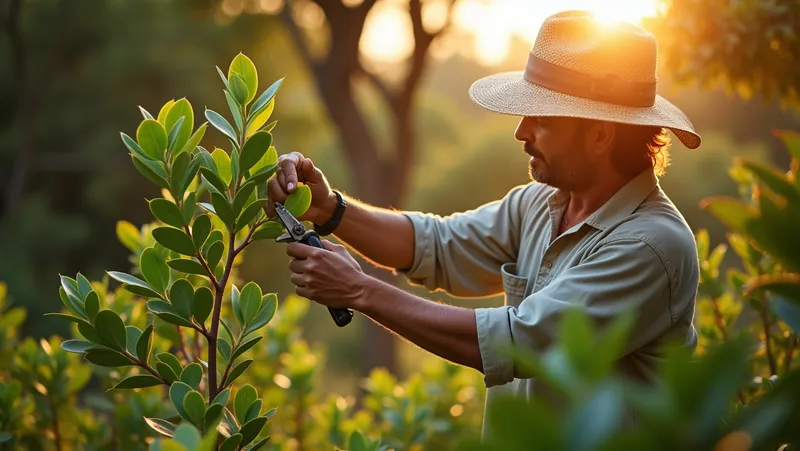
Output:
[588, 121, 616, 157]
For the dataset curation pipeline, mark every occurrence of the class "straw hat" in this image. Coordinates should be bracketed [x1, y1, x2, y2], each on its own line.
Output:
[469, 10, 701, 149]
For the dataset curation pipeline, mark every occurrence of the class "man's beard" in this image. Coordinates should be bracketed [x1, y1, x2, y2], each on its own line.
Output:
[524, 142, 595, 191]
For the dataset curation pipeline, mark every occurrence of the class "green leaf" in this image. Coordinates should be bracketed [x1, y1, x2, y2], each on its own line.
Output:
[249, 145, 278, 175]
[169, 279, 195, 319]
[245, 294, 277, 336]
[700, 196, 753, 233]
[180, 363, 204, 390]
[60, 339, 97, 354]
[218, 338, 232, 363]
[225, 90, 244, 135]
[107, 271, 163, 299]
[157, 362, 179, 383]
[211, 192, 236, 227]
[171, 151, 192, 196]
[239, 282, 262, 326]
[137, 119, 168, 160]
[231, 148, 240, 186]
[183, 191, 197, 224]
[231, 285, 243, 325]
[213, 387, 231, 406]
[205, 403, 225, 432]
[158, 100, 176, 126]
[236, 199, 266, 233]
[234, 384, 258, 424]
[230, 73, 250, 106]
[566, 381, 625, 451]
[205, 241, 224, 273]
[132, 155, 170, 189]
[169, 381, 194, 422]
[251, 222, 284, 242]
[249, 77, 283, 122]
[244, 399, 262, 423]
[167, 259, 206, 276]
[116, 220, 141, 253]
[126, 325, 143, 356]
[212, 148, 233, 186]
[191, 215, 212, 250]
[231, 336, 263, 362]
[240, 131, 271, 176]
[349, 431, 368, 451]
[173, 423, 203, 450]
[246, 100, 274, 138]
[95, 310, 128, 352]
[111, 375, 163, 390]
[85, 349, 134, 367]
[264, 120, 277, 134]
[153, 227, 197, 256]
[224, 359, 253, 388]
[285, 184, 312, 219]
[246, 163, 278, 186]
[150, 199, 186, 228]
[145, 417, 177, 438]
[76, 273, 93, 300]
[177, 122, 207, 158]
[741, 160, 800, 204]
[158, 352, 184, 377]
[774, 130, 800, 161]
[228, 53, 258, 105]
[137, 323, 154, 363]
[121, 132, 151, 161]
[139, 105, 155, 120]
[233, 184, 256, 217]
[140, 247, 170, 294]
[60, 275, 82, 308]
[248, 437, 271, 451]
[216, 66, 233, 94]
[201, 168, 228, 196]
[167, 116, 185, 153]
[84, 291, 100, 322]
[183, 390, 207, 426]
[220, 319, 236, 345]
[194, 287, 213, 325]
[205, 109, 237, 144]
[165, 98, 194, 156]
[773, 297, 800, 333]
[220, 434, 242, 451]
[78, 322, 103, 344]
[239, 416, 268, 446]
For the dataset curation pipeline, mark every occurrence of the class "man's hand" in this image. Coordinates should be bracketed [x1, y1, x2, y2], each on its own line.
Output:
[267, 151, 336, 223]
[286, 239, 369, 310]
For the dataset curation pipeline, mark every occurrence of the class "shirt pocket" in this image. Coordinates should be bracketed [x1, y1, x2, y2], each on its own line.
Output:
[501, 262, 528, 308]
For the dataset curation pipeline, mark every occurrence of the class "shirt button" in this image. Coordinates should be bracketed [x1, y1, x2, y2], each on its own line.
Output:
[544, 260, 552, 268]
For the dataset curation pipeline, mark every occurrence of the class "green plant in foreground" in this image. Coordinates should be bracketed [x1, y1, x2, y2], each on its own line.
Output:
[46, 53, 313, 450]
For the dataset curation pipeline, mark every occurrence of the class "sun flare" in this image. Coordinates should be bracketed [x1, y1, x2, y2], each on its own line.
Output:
[361, 0, 662, 66]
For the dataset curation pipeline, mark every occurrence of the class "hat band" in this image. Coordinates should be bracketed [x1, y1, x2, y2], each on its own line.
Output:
[524, 53, 656, 107]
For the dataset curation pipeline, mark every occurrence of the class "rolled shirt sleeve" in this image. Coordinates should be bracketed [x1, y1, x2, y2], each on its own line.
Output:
[398, 184, 536, 297]
[475, 237, 676, 387]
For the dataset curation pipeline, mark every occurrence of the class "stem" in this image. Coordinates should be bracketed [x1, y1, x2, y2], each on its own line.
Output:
[127, 351, 171, 386]
[218, 360, 233, 393]
[296, 392, 305, 451]
[48, 396, 62, 451]
[183, 224, 219, 290]
[233, 218, 265, 256]
[758, 294, 779, 376]
[709, 296, 728, 340]
[208, 230, 237, 400]
[194, 329, 202, 363]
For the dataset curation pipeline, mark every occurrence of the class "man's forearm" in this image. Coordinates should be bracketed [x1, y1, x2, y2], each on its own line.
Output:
[355, 275, 484, 373]
[320, 194, 416, 271]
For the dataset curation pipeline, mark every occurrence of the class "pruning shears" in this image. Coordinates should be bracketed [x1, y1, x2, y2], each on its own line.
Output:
[273, 202, 354, 327]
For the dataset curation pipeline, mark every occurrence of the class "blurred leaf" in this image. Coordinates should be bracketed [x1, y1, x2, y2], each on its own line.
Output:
[205, 109, 237, 145]
[205, 403, 225, 433]
[167, 259, 206, 276]
[745, 273, 800, 301]
[107, 271, 163, 299]
[111, 375, 163, 390]
[700, 196, 753, 233]
[141, 247, 170, 294]
[239, 416, 268, 446]
[194, 286, 213, 325]
[228, 53, 258, 105]
[774, 130, 800, 161]
[165, 98, 194, 155]
[284, 184, 312, 218]
[95, 309, 128, 352]
[773, 297, 800, 332]
[173, 423, 202, 450]
[220, 434, 242, 451]
[244, 399, 262, 423]
[212, 148, 233, 187]
[145, 417, 177, 438]
[566, 380, 624, 451]
[153, 227, 197, 256]
[116, 220, 141, 253]
[249, 77, 283, 122]
[234, 384, 258, 424]
[137, 119, 168, 160]
[246, 100, 274, 138]
[741, 159, 800, 204]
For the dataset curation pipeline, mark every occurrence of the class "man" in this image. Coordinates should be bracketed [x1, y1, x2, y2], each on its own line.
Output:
[268, 10, 701, 437]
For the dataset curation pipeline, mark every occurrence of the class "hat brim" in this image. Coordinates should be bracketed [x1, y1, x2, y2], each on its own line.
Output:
[469, 71, 701, 149]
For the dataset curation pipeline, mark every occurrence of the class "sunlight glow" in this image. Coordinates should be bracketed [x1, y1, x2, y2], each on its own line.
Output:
[360, 0, 661, 66]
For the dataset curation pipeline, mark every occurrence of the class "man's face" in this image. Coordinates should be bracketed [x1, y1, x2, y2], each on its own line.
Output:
[514, 116, 599, 192]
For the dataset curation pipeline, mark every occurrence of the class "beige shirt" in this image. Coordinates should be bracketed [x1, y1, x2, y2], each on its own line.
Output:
[400, 169, 699, 439]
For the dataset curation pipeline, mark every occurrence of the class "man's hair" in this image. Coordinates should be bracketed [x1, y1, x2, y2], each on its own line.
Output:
[610, 123, 672, 177]
[576, 119, 672, 177]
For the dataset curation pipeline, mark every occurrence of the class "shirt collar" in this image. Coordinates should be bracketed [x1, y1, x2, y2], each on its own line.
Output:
[546, 169, 659, 232]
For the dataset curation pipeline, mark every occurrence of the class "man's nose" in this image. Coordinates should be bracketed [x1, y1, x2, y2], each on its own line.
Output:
[514, 116, 536, 142]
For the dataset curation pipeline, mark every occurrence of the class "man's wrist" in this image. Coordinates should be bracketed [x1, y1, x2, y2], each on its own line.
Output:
[353, 274, 381, 313]
[313, 191, 339, 225]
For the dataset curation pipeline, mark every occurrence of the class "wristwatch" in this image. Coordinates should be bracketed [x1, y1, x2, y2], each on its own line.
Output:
[313, 190, 346, 236]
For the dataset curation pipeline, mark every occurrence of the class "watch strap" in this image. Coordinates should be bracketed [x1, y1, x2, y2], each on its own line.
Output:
[313, 190, 346, 236]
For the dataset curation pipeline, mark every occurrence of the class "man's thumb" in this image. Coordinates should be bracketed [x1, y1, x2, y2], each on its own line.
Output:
[321, 239, 342, 253]
[302, 158, 322, 183]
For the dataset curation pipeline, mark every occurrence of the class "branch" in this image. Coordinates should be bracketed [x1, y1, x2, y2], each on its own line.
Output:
[183, 224, 220, 290]
[356, 62, 395, 105]
[207, 230, 237, 400]
[233, 217, 266, 256]
[280, 0, 320, 74]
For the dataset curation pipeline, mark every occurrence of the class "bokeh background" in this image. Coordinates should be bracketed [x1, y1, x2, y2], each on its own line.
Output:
[1, 0, 798, 400]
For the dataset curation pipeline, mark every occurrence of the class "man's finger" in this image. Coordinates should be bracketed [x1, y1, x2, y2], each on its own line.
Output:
[279, 152, 302, 192]
[301, 158, 322, 184]
[286, 242, 317, 259]
[288, 258, 308, 274]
